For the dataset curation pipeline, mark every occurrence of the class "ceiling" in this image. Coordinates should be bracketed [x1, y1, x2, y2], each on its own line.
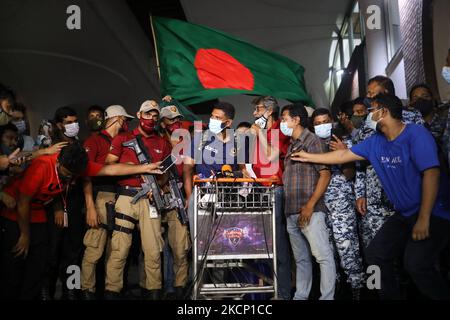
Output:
[0, 0, 352, 134]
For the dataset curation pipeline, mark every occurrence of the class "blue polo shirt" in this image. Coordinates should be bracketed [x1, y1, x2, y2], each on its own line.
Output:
[189, 130, 240, 178]
[351, 124, 450, 220]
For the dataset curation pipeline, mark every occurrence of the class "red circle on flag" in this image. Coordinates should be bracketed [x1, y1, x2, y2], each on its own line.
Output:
[194, 48, 254, 90]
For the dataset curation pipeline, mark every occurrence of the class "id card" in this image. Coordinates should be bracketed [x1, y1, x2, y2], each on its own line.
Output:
[149, 205, 158, 219]
[63, 210, 69, 228]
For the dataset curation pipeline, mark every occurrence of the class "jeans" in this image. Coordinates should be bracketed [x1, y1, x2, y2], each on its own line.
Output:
[273, 186, 292, 299]
[366, 212, 450, 300]
[286, 211, 336, 300]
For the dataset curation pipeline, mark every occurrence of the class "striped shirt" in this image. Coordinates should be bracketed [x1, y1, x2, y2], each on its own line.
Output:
[283, 128, 330, 216]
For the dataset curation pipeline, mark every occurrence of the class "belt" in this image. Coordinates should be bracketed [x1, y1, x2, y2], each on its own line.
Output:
[117, 186, 142, 197]
[94, 185, 116, 193]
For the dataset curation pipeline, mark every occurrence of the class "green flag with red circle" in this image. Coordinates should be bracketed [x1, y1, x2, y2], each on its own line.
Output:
[152, 17, 313, 106]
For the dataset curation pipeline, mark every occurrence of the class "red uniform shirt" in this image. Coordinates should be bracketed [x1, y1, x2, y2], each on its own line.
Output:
[84, 130, 115, 186]
[0, 154, 103, 223]
[252, 120, 290, 185]
[109, 128, 172, 187]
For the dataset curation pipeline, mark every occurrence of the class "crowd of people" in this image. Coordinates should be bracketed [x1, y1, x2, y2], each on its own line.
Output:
[0, 63, 450, 300]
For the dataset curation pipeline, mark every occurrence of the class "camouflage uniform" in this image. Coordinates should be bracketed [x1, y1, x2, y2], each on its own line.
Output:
[354, 109, 424, 249]
[324, 137, 364, 289]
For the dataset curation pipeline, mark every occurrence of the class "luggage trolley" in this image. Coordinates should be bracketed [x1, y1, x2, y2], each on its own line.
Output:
[192, 177, 278, 300]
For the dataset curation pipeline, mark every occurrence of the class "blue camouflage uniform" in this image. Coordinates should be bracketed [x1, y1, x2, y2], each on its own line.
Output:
[323, 136, 364, 289]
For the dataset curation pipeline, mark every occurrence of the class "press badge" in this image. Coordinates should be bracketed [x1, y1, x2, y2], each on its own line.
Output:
[149, 205, 158, 219]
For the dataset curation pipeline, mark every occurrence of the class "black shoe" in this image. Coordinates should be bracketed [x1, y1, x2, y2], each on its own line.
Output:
[175, 287, 185, 300]
[62, 289, 78, 300]
[82, 290, 96, 301]
[40, 287, 53, 301]
[141, 289, 162, 300]
[352, 288, 361, 301]
[164, 291, 177, 300]
[104, 290, 122, 300]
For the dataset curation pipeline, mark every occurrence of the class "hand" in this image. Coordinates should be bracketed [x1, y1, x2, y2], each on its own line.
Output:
[55, 210, 65, 228]
[12, 233, 30, 258]
[412, 218, 430, 241]
[298, 204, 314, 228]
[4, 148, 24, 168]
[86, 206, 100, 228]
[356, 197, 367, 215]
[145, 161, 163, 175]
[250, 124, 261, 135]
[290, 150, 309, 162]
[0, 191, 16, 209]
[329, 135, 347, 151]
[162, 95, 173, 102]
[44, 142, 69, 155]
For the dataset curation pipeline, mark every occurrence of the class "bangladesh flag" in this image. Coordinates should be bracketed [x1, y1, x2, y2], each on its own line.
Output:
[152, 16, 313, 106]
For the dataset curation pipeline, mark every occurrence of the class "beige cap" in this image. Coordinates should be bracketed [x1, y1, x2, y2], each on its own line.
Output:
[139, 100, 160, 113]
[105, 105, 134, 119]
[160, 105, 183, 119]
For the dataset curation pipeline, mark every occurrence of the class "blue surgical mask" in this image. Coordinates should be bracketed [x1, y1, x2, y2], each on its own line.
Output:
[64, 122, 79, 138]
[280, 121, 293, 136]
[314, 123, 332, 139]
[12, 120, 26, 134]
[208, 118, 225, 135]
[442, 66, 450, 84]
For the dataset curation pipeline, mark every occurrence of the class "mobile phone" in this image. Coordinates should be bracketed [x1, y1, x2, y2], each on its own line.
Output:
[160, 154, 177, 173]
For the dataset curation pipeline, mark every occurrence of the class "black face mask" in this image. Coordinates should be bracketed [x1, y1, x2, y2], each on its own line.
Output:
[88, 118, 104, 132]
[411, 98, 434, 118]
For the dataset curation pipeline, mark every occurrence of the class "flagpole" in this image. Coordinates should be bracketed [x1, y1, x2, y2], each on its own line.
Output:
[150, 15, 161, 81]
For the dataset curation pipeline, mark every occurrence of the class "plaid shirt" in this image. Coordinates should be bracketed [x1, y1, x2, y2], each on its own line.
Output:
[283, 128, 329, 216]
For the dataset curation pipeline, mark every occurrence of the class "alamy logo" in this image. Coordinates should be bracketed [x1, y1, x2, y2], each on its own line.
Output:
[66, 265, 81, 290]
[66, 5, 81, 30]
[366, 265, 381, 290]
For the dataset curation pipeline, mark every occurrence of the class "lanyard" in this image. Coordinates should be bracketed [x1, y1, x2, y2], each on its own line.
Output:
[54, 164, 69, 215]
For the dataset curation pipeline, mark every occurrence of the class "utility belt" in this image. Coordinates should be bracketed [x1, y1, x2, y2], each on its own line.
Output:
[117, 186, 143, 198]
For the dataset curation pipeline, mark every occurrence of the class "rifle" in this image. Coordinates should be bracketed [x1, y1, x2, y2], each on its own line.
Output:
[122, 137, 165, 211]
[122, 137, 189, 225]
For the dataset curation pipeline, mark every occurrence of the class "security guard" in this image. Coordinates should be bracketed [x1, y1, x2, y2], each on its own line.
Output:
[80, 105, 134, 299]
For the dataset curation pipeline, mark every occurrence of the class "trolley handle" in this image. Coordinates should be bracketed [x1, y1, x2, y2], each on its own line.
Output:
[193, 177, 279, 184]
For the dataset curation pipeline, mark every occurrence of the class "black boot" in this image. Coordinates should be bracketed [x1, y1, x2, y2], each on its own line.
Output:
[175, 287, 185, 300]
[82, 290, 96, 301]
[141, 289, 162, 300]
[352, 288, 361, 301]
[104, 290, 122, 300]
[40, 286, 53, 300]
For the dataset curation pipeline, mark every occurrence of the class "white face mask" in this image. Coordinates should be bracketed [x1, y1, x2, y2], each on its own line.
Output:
[12, 120, 26, 134]
[442, 66, 450, 84]
[280, 121, 293, 136]
[208, 118, 225, 135]
[255, 115, 268, 129]
[314, 123, 332, 139]
[366, 109, 383, 131]
[64, 122, 79, 138]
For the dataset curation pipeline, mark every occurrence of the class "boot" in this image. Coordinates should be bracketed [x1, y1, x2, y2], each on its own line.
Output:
[141, 289, 162, 300]
[82, 290, 96, 301]
[104, 290, 122, 300]
[352, 288, 361, 301]
[175, 287, 185, 300]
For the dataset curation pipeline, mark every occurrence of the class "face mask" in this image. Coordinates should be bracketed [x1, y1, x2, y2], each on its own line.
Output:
[166, 121, 182, 134]
[314, 123, 332, 139]
[37, 135, 52, 148]
[255, 115, 268, 129]
[12, 120, 26, 134]
[363, 97, 373, 109]
[139, 118, 156, 134]
[209, 118, 226, 135]
[64, 122, 79, 138]
[351, 115, 365, 129]
[442, 66, 450, 84]
[87, 118, 104, 132]
[280, 121, 293, 137]
[412, 98, 434, 118]
[366, 109, 383, 131]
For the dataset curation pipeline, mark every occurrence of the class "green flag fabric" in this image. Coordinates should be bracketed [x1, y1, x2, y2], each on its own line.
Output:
[152, 16, 313, 106]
